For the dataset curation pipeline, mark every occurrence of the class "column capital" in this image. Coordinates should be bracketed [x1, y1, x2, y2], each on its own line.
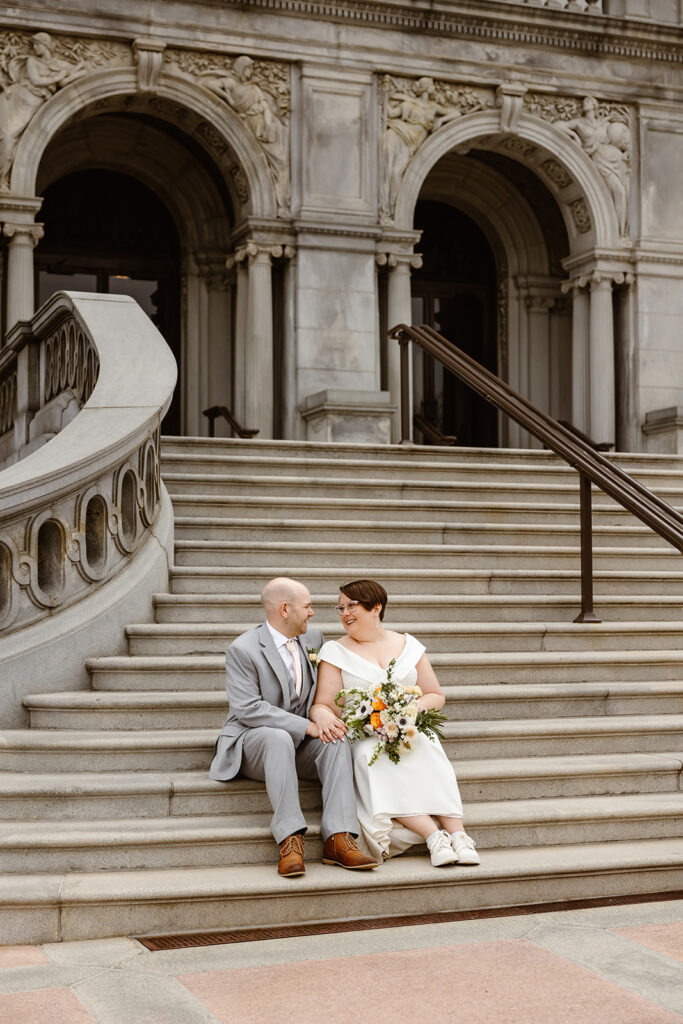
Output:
[376, 251, 423, 271]
[2, 222, 44, 247]
[226, 242, 294, 269]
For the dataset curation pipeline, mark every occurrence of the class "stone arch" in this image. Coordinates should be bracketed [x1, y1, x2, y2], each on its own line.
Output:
[394, 109, 621, 253]
[11, 65, 278, 219]
[36, 115, 231, 254]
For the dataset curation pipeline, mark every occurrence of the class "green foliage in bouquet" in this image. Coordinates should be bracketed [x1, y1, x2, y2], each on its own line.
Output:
[335, 658, 447, 765]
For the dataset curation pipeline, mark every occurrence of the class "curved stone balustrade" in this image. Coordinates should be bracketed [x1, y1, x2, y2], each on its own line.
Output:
[0, 291, 177, 725]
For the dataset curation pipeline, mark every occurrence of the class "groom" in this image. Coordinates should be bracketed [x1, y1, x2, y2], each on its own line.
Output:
[209, 577, 378, 876]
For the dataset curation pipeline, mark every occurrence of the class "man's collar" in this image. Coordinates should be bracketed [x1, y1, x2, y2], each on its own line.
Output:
[266, 621, 291, 648]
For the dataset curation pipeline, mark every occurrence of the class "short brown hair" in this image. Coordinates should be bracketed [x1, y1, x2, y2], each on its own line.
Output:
[339, 579, 388, 620]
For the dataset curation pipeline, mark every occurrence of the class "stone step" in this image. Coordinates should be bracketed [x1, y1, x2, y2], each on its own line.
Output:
[24, 681, 683, 730]
[168, 565, 683, 597]
[4, 839, 683, 945]
[172, 539, 682, 570]
[168, 493, 667, 529]
[0, 770, 319, 820]
[87, 650, 683, 690]
[172, 515, 673, 550]
[2, 715, 681, 769]
[160, 437, 683, 474]
[154, 592, 683, 624]
[2, 792, 683, 874]
[2, 752, 680, 822]
[160, 449, 683, 489]
[163, 470, 683, 509]
[124, 620, 683, 656]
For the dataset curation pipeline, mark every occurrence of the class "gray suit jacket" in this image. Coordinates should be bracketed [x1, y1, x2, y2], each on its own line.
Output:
[208, 621, 324, 781]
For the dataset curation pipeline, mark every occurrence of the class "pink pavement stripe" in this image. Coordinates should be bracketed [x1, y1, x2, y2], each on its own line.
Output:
[613, 921, 683, 964]
[179, 938, 682, 1024]
[0, 946, 50, 968]
[0, 988, 97, 1024]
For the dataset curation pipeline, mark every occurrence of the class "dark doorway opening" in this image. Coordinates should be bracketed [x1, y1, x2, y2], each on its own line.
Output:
[411, 200, 498, 448]
[35, 169, 182, 434]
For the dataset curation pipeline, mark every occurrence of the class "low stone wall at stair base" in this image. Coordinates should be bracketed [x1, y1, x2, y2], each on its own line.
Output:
[0, 485, 173, 729]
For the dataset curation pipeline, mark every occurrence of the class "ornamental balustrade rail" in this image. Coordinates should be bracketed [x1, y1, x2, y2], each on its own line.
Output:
[391, 322, 683, 623]
[0, 291, 177, 637]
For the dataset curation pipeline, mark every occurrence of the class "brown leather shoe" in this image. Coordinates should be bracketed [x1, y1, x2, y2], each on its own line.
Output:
[322, 832, 379, 870]
[278, 834, 305, 877]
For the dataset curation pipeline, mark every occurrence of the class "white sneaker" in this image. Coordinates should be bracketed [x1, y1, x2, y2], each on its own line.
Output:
[427, 830, 458, 867]
[450, 831, 480, 865]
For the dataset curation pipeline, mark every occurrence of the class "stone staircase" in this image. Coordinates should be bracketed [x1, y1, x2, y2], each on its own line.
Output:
[2, 437, 683, 944]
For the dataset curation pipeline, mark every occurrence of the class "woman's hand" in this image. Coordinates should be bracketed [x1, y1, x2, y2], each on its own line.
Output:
[310, 703, 348, 744]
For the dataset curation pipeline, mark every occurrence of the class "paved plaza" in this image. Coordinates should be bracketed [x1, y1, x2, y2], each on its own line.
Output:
[0, 897, 681, 1023]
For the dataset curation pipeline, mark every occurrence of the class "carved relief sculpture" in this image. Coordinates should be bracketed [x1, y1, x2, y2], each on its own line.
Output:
[0, 32, 127, 189]
[379, 75, 490, 222]
[170, 51, 290, 215]
[525, 93, 631, 237]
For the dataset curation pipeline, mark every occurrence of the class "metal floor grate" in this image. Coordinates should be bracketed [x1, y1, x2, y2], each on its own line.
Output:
[136, 889, 683, 951]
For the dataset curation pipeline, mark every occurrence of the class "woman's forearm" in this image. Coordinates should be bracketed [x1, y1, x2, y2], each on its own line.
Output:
[417, 692, 445, 712]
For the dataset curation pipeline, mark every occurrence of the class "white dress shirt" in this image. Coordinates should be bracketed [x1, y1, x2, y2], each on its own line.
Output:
[266, 621, 301, 690]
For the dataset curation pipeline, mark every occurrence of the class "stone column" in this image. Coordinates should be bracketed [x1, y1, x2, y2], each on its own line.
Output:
[197, 254, 233, 437]
[562, 277, 590, 434]
[380, 251, 422, 443]
[3, 222, 44, 329]
[588, 271, 615, 446]
[227, 242, 289, 436]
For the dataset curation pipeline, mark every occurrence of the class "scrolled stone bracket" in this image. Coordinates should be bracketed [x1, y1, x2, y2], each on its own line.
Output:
[133, 38, 167, 94]
[496, 83, 527, 133]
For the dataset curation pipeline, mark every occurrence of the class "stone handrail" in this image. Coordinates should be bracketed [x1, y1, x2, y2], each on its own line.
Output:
[0, 291, 176, 640]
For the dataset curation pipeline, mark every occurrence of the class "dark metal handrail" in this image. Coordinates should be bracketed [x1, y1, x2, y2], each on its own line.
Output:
[202, 405, 259, 439]
[391, 323, 683, 623]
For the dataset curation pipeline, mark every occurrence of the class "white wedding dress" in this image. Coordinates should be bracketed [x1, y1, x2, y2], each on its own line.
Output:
[318, 633, 463, 861]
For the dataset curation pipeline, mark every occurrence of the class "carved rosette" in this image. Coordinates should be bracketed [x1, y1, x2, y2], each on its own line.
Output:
[166, 49, 290, 216]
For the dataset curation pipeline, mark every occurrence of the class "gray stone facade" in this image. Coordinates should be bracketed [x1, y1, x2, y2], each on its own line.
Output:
[0, 1, 682, 451]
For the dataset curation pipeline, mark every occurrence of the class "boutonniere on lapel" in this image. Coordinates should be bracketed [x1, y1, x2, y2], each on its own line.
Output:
[307, 647, 322, 669]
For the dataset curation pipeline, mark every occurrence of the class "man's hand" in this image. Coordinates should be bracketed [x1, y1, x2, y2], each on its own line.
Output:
[310, 705, 348, 744]
[305, 720, 320, 738]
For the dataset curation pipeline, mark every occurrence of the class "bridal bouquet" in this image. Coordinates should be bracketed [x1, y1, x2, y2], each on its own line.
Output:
[335, 659, 446, 766]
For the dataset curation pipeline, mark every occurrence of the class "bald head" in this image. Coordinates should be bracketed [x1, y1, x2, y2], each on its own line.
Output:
[261, 577, 314, 637]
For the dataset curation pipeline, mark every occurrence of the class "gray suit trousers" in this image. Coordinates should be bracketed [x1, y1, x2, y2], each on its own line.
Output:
[240, 726, 359, 844]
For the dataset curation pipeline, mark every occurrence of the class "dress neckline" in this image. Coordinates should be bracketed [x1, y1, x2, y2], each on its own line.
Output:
[330, 633, 409, 672]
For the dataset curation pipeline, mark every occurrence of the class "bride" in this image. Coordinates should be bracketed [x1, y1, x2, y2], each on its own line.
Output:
[310, 579, 480, 867]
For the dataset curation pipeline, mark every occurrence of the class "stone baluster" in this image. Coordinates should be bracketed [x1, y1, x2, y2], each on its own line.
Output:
[588, 271, 615, 447]
[378, 251, 422, 443]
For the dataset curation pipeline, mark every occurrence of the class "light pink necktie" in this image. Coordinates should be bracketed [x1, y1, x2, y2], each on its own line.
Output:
[284, 639, 303, 697]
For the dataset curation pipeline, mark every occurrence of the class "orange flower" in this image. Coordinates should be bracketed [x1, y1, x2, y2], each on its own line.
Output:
[370, 712, 382, 730]
[372, 698, 387, 711]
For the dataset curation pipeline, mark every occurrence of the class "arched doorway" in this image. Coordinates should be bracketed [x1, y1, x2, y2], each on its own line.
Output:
[410, 148, 572, 449]
[35, 168, 182, 433]
[411, 200, 498, 447]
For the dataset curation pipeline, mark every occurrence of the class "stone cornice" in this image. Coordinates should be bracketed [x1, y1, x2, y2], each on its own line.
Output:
[213, 0, 683, 65]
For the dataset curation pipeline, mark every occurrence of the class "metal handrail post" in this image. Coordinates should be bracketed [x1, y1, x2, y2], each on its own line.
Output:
[574, 472, 600, 623]
[399, 338, 413, 444]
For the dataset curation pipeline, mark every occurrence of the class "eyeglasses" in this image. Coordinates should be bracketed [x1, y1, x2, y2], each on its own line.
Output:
[335, 600, 360, 615]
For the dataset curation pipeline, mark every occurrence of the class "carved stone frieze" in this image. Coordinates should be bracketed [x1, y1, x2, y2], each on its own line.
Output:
[167, 50, 290, 216]
[500, 137, 537, 159]
[525, 92, 631, 236]
[379, 74, 493, 222]
[230, 164, 249, 204]
[0, 31, 130, 189]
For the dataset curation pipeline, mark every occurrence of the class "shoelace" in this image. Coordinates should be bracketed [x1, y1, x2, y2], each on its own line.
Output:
[455, 834, 477, 849]
[280, 835, 303, 856]
[336, 832, 356, 851]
